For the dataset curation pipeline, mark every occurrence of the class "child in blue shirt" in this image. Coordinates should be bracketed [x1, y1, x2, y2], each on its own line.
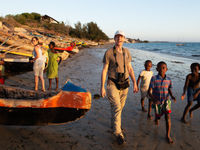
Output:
[148, 61, 176, 144]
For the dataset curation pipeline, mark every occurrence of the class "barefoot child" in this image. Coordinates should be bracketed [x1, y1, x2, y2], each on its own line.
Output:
[46, 41, 62, 91]
[148, 61, 176, 144]
[181, 63, 200, 123]
[137, 60, 153, 119]
[31, 37, 45, 92]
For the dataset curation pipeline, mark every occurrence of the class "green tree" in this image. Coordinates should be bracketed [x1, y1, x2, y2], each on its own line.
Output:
[31, 12, 41, 22]
[69, 21, 108, 41]
[12, 12, 41, 25]
[86, 22, 108, 41]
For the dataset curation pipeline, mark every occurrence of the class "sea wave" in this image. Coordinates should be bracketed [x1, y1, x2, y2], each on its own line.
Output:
[124, 42, 200, 60]
[191, 55, 200, 57]
[152, 48, 162, 51]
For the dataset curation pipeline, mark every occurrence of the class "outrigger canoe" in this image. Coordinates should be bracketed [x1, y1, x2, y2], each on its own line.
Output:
[0, 81, 91, 125]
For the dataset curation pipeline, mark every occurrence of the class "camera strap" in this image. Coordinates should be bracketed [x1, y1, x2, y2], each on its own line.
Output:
[113, 46, 126, 77]
[107, 47, 130, 90]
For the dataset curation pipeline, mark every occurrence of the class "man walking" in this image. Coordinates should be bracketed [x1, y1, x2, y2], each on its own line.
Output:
[100, 30, 138, 144]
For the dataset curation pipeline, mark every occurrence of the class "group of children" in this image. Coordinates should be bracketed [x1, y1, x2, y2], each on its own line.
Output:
[31, 37, 62, 91]
[0, 37, 62, 91]
[137, 60, 200, 144]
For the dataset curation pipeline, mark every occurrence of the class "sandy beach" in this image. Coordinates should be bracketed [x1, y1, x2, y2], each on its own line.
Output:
[1, 45, 200, 150]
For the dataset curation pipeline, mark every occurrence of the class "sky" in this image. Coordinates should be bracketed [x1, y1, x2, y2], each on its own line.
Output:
[0, 0, 200, 42]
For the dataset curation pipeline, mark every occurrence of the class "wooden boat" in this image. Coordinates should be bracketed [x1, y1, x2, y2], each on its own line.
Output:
[2, 56, 33, 74]
[0, 49, 33, 57]
[0, 81, 91, 125]
[0, 45, 33, 73]
[54, 46, 79, 53]
[176, 43, 184, 46]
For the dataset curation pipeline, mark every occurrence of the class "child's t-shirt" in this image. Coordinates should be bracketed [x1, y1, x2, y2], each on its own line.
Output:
[149, 74, 172, 103]
[139, 70, 153, 91]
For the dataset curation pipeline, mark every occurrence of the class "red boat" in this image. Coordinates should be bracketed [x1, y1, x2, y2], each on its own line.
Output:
[54, 42, 79, 53]
[54, 46, 73, 51]
[54, 46, 79, 53]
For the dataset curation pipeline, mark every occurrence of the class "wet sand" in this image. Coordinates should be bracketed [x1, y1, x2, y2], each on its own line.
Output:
[1, 45, 200, 150]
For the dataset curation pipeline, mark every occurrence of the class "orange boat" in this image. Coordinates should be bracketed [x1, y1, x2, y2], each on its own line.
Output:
[0, 81, 91, 125]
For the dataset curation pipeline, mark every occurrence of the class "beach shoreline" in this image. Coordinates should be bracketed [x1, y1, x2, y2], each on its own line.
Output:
[1, 45, 200, 150]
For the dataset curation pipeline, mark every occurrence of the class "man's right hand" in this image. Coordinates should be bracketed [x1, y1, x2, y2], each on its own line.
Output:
[133, 83, 138, 93]
[100, 87, 106, 98]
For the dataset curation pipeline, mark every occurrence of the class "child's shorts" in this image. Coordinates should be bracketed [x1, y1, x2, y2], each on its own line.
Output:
[153, 99, 171, 118]
[34, 66, 44, 77]
[140, 88, 149, 99]
[187, 87, 200, 102]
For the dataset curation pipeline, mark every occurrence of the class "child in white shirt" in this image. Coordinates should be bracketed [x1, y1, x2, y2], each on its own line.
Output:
[137, 60, 153, 119]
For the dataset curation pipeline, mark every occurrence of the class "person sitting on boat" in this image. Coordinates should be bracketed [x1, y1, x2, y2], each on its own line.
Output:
[46, 41, 62, 91]
[31, 37, 45, 92]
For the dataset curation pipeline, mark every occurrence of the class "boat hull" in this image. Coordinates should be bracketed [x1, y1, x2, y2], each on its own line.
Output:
[4, 61, 33, 74]
[0, 107, 88, 125]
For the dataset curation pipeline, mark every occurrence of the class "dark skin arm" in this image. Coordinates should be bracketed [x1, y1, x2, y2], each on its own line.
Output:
[148, 87, 160, 104]
[181, 74, 191, 100]
[58, 56, 62, 65]
[194, 89, 200, 99]
[169, 88, 176, 103]
[148, 87, 176, 104]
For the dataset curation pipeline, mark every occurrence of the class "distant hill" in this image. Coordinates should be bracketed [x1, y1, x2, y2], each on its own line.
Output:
[0, 12, 109, 42]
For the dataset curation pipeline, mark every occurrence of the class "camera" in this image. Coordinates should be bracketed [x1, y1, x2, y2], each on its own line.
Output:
[117, 73, 125, 82]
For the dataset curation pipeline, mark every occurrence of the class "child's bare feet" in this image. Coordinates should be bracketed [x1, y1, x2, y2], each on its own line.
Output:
[166, 137, 174, 144]
[147, 114, 152, 120]
[42, 89, 46, 92]
[142, 107, 147, 112]
[181, 117, 188, 124]
[189, 110, 193, 118]
[155, 118, 159, 125]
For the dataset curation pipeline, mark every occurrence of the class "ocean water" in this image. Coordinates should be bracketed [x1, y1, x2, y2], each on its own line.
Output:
[92, 42, 199, 81]
[124, 42, 200, 61]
